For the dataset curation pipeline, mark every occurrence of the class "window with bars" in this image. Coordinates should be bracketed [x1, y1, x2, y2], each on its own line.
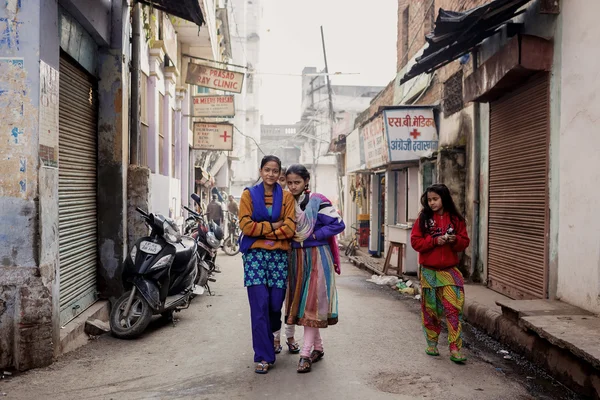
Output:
[159, 94, 165, 175]
[140, 73, 149, 167]
[443, 70, 464, 117]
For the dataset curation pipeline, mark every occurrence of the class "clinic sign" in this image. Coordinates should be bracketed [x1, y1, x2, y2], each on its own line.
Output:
[192, 95, 235, 117]
[384, 108, 438, 162]
[361, 114, 388, 169]
[193, 122, 234, 151]
[185, 63, 245, 94]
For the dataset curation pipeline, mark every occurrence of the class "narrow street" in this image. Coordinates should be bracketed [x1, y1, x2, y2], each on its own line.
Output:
[1, 255, 570, 400]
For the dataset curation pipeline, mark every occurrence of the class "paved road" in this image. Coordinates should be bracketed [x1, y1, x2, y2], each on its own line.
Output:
[1, 254, 543, 400]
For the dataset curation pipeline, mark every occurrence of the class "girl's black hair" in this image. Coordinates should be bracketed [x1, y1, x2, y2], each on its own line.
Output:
[285, 164, 310, 181]
[260, 155, 282, 170]
[419, 183, 465, 233]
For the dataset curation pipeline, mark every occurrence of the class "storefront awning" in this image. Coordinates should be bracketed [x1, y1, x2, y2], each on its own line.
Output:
[400, 0, 533, 84]
[138, 0, 205, 27]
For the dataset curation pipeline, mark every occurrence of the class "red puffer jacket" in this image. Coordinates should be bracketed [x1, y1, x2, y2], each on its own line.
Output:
[410, 212, 470, 270]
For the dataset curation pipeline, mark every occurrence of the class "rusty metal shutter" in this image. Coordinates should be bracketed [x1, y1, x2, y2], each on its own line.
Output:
[488, 73, 549, 299]
[58, 55, 98, 325]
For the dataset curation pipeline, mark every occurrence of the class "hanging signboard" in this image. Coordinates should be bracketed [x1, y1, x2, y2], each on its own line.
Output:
[185, 63, 244, 94]
[193, 122, 234, 151]
[346, 128, 366, 173]
[384, 108, 438, 162]
[361, 114, 388, 169]
[192, 95, 235, 117]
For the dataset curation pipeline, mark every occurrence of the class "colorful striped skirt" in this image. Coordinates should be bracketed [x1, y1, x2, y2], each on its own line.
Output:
[286, 245, 338, 328]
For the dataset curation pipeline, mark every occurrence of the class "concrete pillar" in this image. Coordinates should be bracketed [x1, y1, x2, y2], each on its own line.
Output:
[148, 45, 164, 174]
[0, 0, 60, 370]
[179, 88, 190, 211]
[96, 1, 130, 300]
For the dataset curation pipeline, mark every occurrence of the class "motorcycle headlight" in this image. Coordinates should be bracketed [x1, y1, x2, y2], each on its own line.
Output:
[150, 254, 173, 271]
[163, 219, 182, 243]
[130, 246, 137, 263]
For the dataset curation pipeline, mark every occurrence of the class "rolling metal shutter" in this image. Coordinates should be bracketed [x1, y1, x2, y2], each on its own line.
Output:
[488, 73, 549, 299]
[58, 56, 98, 325]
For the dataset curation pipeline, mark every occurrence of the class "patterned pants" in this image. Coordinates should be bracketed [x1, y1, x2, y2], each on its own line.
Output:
[421, 285, 465, 351]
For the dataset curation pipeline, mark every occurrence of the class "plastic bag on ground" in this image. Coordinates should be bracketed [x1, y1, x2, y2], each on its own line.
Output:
[366, 275, 400, 286]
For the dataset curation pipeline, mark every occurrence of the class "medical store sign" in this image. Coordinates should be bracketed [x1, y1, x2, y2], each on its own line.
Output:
[361, 114, 388, 169]
[384, 108, 438, 162]
[193, 122, 234, 151]
[185, 63, 244, 94]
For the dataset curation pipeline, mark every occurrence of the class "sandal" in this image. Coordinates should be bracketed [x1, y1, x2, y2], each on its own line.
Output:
[274, 341, 282, 354]
[255, 361, 272, 374]
[450, 350, 467, 363]
[286, 339, 300, 354]
[425, 346, 440, 356]
[297, 357, 312, 373]
[310, 350, 324, 363]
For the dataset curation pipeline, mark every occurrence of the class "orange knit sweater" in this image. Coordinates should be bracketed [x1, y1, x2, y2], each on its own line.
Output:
[238, 188, 296, 251]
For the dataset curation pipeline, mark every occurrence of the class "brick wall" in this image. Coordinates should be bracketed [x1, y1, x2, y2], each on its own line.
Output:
[355, 79, 396, 127]
[396, 0, 492, 73]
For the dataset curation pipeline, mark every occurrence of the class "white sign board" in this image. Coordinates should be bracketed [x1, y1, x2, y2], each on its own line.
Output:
[384, 108, 438, 162]
[192, 95, 235, 117]
[361, 114, 388, 169]
[185, 63, 244, 94]
[193, 122, 234, 151]
[345, 128, 365, 173]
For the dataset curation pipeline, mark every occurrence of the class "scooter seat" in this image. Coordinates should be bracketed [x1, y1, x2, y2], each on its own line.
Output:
[172, 236, 197, 270]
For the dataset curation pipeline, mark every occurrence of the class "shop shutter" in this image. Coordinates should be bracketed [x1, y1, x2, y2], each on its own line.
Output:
[488, 73, 549, 299]
[58, 55, 98, 325]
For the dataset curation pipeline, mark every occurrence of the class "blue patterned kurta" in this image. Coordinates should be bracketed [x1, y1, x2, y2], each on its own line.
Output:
[243, 249, 288, 288]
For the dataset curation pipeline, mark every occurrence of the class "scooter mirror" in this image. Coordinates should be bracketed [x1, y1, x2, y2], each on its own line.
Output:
[191, 193, 201, 205]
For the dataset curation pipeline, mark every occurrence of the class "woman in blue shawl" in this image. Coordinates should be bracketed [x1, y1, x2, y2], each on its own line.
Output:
[238, 155, 296, 374]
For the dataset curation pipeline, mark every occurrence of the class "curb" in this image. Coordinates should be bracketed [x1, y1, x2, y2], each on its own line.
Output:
[348, 252, 600, 399]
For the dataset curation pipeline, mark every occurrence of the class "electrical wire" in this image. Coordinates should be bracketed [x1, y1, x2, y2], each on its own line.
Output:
[233, 125, 266, 156]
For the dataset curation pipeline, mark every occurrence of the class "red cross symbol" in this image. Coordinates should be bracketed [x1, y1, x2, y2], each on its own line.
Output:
[410, 128, 421, 139]
[220, 130, 231, 142]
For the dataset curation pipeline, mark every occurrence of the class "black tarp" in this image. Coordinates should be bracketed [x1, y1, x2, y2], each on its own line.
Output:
[400, 0, 533, 84]
[138, 0, 205, 27]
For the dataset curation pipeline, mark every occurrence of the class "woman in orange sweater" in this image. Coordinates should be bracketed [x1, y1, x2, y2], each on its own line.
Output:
[410, 184, 470, 363]
[238, 155, 296, 374]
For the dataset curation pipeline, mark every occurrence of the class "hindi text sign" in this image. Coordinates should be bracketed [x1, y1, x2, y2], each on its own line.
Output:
[384, 108, 438, 162]
[193, 122, 234, 151]
[186, 63, 244, 94]
[361, 114, 388, 169]
[192, 95, 235, 117]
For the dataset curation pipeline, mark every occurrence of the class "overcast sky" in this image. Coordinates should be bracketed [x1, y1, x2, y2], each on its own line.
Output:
[260, 0, 398, 124]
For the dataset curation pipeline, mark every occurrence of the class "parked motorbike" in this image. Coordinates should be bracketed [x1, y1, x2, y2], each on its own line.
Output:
[223, 212, 240, 256]
[110, 208, 198, 339]
[182, 194, 223, 293]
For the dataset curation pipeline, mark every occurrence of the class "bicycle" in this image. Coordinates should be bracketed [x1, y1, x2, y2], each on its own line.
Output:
[345, 224, 360, 257]
[223, 212, 240, 256]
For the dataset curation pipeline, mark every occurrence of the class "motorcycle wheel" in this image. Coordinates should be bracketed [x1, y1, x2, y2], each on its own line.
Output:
[110, 289, 153, 340]
[196, 262, 209, 287]
[223, 236, 240, 256]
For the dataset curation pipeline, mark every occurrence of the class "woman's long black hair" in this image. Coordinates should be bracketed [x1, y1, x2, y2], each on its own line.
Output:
[419, 184, 465, 233]
[254, 155, 282, 184]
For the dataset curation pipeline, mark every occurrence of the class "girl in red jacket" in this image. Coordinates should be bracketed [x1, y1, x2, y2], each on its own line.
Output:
[411, 184, 470, 363]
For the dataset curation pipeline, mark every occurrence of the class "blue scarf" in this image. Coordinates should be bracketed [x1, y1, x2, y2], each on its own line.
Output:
[239, 183, 283, 254]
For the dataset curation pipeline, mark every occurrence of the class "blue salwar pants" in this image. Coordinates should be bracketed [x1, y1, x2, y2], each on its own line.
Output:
[247, 285, 286, 363]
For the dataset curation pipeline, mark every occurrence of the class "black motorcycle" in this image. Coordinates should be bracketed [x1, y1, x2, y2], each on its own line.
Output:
[182, 194, 223, 293]
[110, 208, 198, 339]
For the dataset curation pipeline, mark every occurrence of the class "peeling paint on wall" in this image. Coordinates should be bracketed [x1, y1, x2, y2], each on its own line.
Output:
[0, 57, 38, 199]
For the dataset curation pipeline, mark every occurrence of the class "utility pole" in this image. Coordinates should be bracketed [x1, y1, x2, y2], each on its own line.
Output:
[320, 26, 344, 215]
